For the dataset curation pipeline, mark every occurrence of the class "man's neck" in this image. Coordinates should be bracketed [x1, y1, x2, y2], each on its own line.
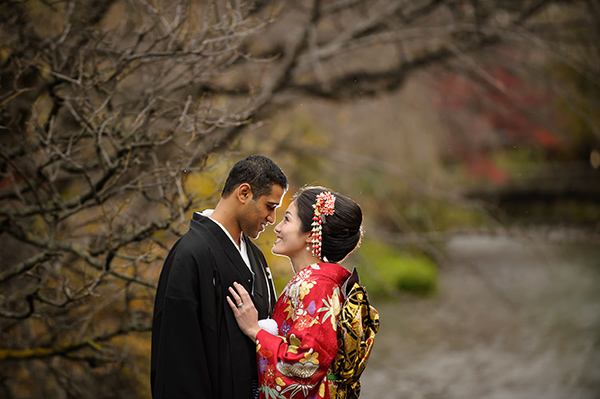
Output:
[210, 205, 242, 246]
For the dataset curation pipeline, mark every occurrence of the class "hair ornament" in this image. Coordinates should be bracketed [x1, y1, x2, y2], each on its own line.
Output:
[310, 191, 336, 259]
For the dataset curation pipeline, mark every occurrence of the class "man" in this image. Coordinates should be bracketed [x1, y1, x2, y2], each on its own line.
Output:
[151, 155, 288, 399]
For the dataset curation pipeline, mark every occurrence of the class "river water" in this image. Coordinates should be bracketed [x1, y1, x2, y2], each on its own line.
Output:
[360, 233, 600, 399]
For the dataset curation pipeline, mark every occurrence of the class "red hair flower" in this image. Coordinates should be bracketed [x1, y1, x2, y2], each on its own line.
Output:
[310, 191, 336, 260]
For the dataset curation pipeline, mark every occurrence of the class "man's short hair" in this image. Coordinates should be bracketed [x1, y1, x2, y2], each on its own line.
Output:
[221, 155, 288, 199]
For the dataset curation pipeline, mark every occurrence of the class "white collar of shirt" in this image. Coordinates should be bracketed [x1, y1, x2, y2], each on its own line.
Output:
[198, 210, 253, 273]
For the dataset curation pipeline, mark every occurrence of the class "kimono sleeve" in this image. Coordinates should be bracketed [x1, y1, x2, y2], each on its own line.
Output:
[255, 275, 343, 398]
[151, 236, 218, 399]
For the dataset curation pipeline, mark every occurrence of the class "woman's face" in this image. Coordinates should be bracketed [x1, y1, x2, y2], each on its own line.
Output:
[272, 201, 310, 258]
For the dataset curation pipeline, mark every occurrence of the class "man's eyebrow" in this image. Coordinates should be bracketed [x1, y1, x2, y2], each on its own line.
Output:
[267, 201, 280, 207]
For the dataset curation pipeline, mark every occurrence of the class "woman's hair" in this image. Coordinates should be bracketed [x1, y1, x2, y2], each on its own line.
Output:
[294, 186, 363, 263]
[221, 155, 288, 199]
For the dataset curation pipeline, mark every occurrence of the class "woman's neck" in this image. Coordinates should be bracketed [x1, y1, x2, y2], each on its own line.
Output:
[290, 251, 323, 274]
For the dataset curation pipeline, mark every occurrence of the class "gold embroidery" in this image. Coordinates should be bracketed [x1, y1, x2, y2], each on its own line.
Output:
[277, 360, 319, 379]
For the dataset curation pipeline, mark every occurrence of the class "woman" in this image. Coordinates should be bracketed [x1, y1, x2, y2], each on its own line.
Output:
[227, 186, 370, 399]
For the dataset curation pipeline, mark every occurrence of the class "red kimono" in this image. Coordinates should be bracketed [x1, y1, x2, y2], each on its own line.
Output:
[255, 263, 351, 399]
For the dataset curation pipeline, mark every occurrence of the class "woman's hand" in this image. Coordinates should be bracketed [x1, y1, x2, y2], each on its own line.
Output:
[227, 282, 261, 341]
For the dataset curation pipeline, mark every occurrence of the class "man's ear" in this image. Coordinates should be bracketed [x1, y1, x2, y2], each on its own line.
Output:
[237, 183, 253, 203]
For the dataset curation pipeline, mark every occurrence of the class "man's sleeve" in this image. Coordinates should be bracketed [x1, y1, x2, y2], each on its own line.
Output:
[151, 240, 218, 399]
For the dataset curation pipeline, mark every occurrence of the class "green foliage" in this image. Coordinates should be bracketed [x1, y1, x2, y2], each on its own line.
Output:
[358, 240, 437, 297]
[405, 198, 488, 231]
[492, 146, 548, 182]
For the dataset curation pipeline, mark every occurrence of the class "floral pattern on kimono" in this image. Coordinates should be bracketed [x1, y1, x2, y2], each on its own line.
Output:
[255, 263, 351, 399]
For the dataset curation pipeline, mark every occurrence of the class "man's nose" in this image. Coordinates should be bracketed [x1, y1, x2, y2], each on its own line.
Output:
[266, 210, 275, 224]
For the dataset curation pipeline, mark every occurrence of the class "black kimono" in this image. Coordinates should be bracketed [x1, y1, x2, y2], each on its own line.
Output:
[151, 212, 277, 399]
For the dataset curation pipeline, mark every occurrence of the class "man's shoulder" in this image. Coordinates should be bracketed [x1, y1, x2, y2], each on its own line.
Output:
[170, 222, 214, 257]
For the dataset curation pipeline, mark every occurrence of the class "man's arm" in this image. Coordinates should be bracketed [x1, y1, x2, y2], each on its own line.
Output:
[151, 237, 218, 398]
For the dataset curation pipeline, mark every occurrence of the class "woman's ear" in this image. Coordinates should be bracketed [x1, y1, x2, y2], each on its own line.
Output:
[305, 233, 312, 245]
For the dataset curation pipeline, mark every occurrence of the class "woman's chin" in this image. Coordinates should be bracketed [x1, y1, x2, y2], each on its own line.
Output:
[271, 246, 292, 259]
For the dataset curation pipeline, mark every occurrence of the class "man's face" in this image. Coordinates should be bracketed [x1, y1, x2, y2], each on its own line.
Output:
[240, 184, 285, 239]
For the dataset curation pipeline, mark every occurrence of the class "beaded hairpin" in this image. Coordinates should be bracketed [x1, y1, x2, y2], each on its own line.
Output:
[310, 191, 336, 259]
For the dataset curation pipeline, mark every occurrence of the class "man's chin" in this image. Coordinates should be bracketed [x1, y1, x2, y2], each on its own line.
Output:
[246, 230, 260, 239]
[244, 224, 265, 239]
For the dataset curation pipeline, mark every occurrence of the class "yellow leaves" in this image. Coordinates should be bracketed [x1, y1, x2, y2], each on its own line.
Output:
[86, 340, 103, 351]
[275, 377, 286, 386]
[112, 333, 150, 357]
[0, 47, 9, 63]
[0, 338, 100, 361]
[182, 160, 229, 210]
[32, 214, 48, 238]
[129, 298, 152, 314]
[111, 333, 153, 398]
[184, 170, 220, 200]
[26, 0, 65, 37]
[29, 91, 53, 127]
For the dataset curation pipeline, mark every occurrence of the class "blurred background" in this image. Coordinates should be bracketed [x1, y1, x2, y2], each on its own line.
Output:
[1, 1, 599, 398]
